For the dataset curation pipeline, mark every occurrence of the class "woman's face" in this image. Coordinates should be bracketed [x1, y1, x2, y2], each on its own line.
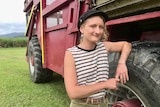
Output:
[80, 16, 105, 43]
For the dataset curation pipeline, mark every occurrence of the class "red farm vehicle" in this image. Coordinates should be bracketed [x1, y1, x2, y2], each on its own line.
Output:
[24, 0, 160, 106]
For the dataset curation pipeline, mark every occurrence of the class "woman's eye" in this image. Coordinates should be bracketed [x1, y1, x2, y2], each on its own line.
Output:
[99, 26, 104, 29]
[90, 25, 104, 29]
[90, 25, 96, 28]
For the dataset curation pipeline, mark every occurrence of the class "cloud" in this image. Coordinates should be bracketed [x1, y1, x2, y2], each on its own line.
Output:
[0, 0, 26, 23]
[0, 22, 26, 35]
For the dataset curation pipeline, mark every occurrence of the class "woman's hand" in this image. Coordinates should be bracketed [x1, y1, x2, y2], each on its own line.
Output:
[115, 63, 129, 84]
[105, 78, 120, 90]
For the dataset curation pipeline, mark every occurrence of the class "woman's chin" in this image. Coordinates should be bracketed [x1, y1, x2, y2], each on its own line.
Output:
[90, 40, 99, 44]
[92, 39, 100, 43]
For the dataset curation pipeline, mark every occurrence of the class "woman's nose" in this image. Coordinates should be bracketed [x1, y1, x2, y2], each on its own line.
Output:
[95, 27, 101, 34]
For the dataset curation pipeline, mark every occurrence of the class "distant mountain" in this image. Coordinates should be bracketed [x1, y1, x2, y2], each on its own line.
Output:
[0, 22, 26, 38]
[0, 32, 25, 38]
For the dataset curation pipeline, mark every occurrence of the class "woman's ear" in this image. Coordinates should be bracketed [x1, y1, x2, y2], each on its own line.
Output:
[80, 25, 84, 34]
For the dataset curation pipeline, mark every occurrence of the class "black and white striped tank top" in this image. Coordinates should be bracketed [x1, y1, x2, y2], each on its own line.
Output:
[67, 42, 109, 98]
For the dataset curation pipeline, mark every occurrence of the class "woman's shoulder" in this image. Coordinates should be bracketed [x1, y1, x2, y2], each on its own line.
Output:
[67, 46, 78, 52]
[96, 42, 105, 48]
[96, 42, 103, 45]
[96, 42, 109, 52]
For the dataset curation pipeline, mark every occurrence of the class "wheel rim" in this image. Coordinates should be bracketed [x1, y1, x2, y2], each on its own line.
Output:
[29, 51, 34, 75]
[107, 84, 146, 107]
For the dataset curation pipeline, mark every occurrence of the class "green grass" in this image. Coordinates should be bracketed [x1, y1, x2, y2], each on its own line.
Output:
[0, 47, 70, 107]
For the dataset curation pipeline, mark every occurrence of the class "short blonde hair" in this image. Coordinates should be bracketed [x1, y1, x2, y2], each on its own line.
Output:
[100, 26, 109, 42]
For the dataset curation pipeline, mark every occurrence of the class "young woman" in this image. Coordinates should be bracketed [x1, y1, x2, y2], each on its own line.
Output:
[64, 9, 132, 107]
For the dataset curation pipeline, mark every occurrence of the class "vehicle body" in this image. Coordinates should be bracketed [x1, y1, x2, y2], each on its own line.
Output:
[24, 0, 160, 106]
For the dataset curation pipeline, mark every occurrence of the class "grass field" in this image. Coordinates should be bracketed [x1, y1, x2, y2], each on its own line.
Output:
[0, 47, 70, 107]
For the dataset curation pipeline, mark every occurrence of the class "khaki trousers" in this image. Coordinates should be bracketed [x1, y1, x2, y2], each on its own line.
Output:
[70, 99, 108, 107]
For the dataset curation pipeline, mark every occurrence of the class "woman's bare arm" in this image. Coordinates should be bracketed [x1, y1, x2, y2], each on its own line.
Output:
[103, 41, 132, 83]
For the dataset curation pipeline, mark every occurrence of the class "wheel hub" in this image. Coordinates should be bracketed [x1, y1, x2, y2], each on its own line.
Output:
[112, 98, 141, 107]
[107, 84, 145, 107]
[29, 54, 35, 75]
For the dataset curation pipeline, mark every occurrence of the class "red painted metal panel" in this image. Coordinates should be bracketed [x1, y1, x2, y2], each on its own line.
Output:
[28, 14, 36, 39]
[42, 0, 81, 75]
[35, 12, 41, 44]
[45, 29, 66, 75]
[106, 11, 160, 25]
[45, 23, 67, 33]
[79, 0, 90, 17]
[45, 29, 77, 76]
[67, 0, 80, 34]
[43, 0, 73, 17]
[33, 0, 40, 6]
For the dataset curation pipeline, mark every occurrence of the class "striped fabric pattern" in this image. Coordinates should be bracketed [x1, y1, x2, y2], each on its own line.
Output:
[67, 42, 109, 98]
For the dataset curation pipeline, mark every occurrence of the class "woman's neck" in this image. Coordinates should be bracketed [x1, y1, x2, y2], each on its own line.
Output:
[79, 41, 96, 50]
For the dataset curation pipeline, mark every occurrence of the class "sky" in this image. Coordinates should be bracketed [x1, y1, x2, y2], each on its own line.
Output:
[0, 0, 26, 35]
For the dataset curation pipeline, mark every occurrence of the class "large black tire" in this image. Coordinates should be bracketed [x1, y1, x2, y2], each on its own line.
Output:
[107, 41, 160, 107]
[28, 36, 53, 83]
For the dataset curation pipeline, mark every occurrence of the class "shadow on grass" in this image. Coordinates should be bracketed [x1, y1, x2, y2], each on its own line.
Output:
[47, 73, 64, 84]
